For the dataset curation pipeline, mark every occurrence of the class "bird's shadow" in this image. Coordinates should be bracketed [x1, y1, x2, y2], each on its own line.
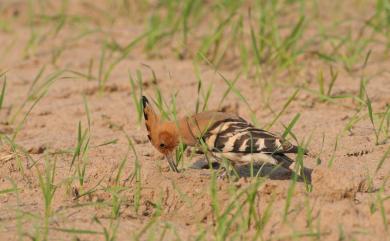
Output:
[190, 158, 312, 183]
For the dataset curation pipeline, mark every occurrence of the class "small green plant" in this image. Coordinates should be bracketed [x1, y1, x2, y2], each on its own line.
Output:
[69, 96, 95, 193]
[0, 75, 6, 110]
[366, 92, 390, 145]
[123, 134, 142, 214]
[129, 69, 144, 125]
[106, 148, 130, 220]
[94, 216, 119, 241]
[99, 32, 149, 93]
[366, 0, 390, 49]
[194, 63, 213, 113]
[10, 68, 65, 128]
[315, 66, 338, 102]
[375, 146, 390, 175]
[70, 122, 89, 170]
[370, 173, 390, 232]
[36, 157, 58, 239]
[265, 88, 300, 130]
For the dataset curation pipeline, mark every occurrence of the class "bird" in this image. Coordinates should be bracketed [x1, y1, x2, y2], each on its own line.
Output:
[141, 95, 306, 175]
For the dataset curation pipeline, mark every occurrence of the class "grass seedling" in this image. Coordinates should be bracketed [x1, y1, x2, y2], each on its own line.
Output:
[316, 66, 338, 101]
[282, 113, 301, 140]
[123, 134, 142, 214]
[181, 0, 196, 57]
[0, 76, 6, 110]
[1, 135, 31, 174]
[94, 216, 119, 241]
[366, 0, 390, 48]
[245, 179, 263, 228]
[11, 91, 46, 142]
[129, 69, 144, 125]
[107, 148, 130, 220]
[304, 66, 358, 106]
[376, 105, 390, 144]
[371, 181, 389, 231]
[51, 0, 69, 37]
[283, 166, 298, 222]
[210, 177, 268, 240]
[70, 121, 89, 171]
[99, 32, 150, 93]
[249, 9, 262, 66]
[366, 91, 390, 145]
[24, 0, 40, 58]
[51, 29, 99, 65]
[356, 76, 369, 106]
[375, 146, 390, 175]
[69, 96, 91, 175]
[170, 93, 188, 170]
[197, 10, 237, 64]
[327, 107, 371, 167]
[213, 13, 244, 68]
[194, 63, 213, 113]
[265, 88, 300, 130]
[9, 68, 65, 133]
[253, 194, 275, 240]
[10, 65, 43, 121]
[36, 156, 57, 239]
[50, 227, 103, 236]
[88, 58, 94, 81]
[283, 140, 312, 222]
[133, 218, 157, 241]
[153, 85, 173, 121]
[0, 177, 26, 239]
[69, 97, 95, 192]
[366, 92, 376, 138]
[344, 109, 365, 135]
[217, 71, 242, 110]
[275, 16, 306, 67]
[98, 43, 107, 92]
[327, 127, 343, 168]
[198, 52, 253, 115]
[250, 1, 306, 68]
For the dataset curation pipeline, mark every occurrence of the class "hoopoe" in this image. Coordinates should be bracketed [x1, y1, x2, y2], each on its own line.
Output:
[142, 96, 305, 174]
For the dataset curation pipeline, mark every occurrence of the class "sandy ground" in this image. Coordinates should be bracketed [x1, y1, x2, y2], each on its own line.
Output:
[0, 0, 390, 240]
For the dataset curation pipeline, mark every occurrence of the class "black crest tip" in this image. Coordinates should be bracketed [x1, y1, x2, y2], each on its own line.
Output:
[141, 96, 149, 108]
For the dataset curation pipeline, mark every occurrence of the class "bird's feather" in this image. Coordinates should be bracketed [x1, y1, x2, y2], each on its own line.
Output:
[141, 96, 306, 174]
[200, 117, 299, 154]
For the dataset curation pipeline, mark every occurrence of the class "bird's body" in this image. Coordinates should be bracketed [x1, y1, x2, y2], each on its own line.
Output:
[142, 96, 302, 173]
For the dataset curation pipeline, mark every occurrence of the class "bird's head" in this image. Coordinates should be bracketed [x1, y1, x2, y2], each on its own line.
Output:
[156, 131, 178, 156]
[141, 95, 180, 172]
[154, 128, 180, 172]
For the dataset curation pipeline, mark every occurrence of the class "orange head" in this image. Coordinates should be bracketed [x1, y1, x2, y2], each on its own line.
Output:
[156, 131, 178, 155]
[141, 96, 179, 172]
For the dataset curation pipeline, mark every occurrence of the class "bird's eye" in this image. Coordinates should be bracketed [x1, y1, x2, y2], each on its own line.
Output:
[160, 143, 166, 148]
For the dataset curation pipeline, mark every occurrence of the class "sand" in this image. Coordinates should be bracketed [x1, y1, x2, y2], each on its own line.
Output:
[0, 0, 390, 240]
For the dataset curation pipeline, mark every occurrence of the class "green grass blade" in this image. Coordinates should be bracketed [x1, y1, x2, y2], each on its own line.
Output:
[51, 227, 103, 235]
[282, 113, 301, 139]
[375, 146, 390, 174]
[0, 77, 6, 109]
[366, 92, 379, 144]
[266, 88, 300, 130]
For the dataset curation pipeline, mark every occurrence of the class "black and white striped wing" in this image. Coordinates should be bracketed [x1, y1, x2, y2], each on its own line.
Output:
[202, 118, 298, 154]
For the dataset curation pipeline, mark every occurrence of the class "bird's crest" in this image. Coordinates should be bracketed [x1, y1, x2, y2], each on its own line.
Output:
[141, 96, 159, 142]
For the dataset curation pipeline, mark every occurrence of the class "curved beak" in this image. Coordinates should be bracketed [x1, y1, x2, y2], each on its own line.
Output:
[166, 153, 179, 172]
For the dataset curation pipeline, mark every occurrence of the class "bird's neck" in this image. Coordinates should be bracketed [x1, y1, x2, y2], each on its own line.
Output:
[160, 118, 198, 146]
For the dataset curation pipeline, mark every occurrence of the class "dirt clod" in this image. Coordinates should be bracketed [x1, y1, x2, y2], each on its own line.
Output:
[28, 145, 46, 154]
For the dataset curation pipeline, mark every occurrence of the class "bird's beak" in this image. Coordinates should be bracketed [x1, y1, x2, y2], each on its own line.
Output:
[165, 153, 179, 173]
